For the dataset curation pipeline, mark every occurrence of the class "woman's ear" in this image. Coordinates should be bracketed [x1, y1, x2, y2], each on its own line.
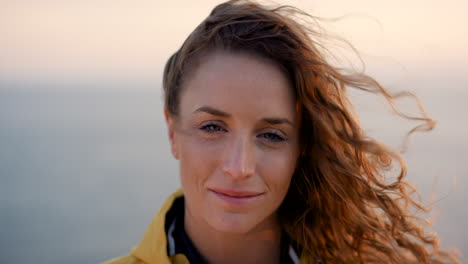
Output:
[164, 108, 180, 160]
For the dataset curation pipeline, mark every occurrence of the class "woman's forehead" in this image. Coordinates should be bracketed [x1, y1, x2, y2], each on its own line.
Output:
[178, 51, 298, 121]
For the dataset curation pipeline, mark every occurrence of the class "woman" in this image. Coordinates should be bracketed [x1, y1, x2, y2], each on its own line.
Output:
[104, 0, 458, 263]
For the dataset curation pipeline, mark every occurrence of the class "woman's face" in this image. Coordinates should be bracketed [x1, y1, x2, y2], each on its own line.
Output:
[165, 51, 300, 234]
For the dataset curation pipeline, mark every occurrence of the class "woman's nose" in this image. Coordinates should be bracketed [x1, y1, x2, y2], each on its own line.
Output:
[222, 134, 255, 180]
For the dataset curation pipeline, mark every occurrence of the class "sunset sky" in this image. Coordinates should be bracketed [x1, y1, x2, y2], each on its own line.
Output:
[1, 0, 467, 81]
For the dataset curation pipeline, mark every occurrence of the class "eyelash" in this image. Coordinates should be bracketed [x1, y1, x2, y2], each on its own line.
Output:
[199, 123, 286, 142]
[199, 123, 226, 133]
[259, 131, 286, 142]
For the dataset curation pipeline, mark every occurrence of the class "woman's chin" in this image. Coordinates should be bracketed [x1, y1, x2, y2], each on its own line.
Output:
[205, 212, 259, 234]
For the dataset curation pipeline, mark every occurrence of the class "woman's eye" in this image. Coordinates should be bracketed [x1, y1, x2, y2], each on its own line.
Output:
[199, 123, 225, 133]
[259, 132, 285, 142]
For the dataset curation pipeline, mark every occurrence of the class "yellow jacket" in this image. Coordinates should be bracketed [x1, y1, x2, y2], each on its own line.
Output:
[102, 190, 312, 264]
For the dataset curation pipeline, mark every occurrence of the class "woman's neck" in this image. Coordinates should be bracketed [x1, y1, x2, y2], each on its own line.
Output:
[184, 206, 283, 264]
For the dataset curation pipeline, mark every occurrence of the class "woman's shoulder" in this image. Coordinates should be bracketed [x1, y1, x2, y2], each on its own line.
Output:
[101, 254, 143, 264]
[101, 190, 185, 264]
[102, 253, 189, 264]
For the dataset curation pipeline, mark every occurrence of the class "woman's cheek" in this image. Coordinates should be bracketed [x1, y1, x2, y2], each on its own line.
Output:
[181, 129, 225, 154]
[178, 133, 225, 180]
[259, 147, 296, 190]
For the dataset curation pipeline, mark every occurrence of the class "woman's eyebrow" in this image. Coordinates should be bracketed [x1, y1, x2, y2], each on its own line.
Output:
[261, 117, 293, 127]
[193, 106, 230, 117]
[193, 106, 293, 126]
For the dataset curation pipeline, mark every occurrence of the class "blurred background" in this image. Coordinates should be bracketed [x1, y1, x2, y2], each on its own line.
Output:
[1, 0, 466, 263]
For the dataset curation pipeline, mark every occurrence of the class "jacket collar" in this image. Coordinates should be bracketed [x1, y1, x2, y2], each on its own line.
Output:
[131, 189, 187, 264]
[130, 189, 311, 264]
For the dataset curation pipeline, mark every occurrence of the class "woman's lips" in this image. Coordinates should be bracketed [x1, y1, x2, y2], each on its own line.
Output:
[209, 188, 264, 205]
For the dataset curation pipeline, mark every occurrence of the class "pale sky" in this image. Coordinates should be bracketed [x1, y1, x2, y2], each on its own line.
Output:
[1, 0, 467, 81]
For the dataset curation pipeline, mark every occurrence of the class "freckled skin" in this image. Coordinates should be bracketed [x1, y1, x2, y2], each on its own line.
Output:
[165, 51, 300, 237]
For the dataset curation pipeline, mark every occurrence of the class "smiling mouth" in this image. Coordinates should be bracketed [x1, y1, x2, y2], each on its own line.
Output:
[209, 188, 264, 205]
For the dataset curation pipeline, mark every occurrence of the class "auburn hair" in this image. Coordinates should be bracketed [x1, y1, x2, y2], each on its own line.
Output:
[162, 0, 458, 263]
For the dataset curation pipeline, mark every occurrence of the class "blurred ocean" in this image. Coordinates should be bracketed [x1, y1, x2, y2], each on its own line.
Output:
[0, 79, 466, 263]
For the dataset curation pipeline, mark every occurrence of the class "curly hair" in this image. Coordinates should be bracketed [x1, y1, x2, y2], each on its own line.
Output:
[162, 0, 458, 263]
